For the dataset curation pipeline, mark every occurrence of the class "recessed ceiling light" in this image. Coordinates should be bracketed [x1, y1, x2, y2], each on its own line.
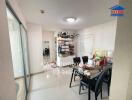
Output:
[66, 17, 76, 23]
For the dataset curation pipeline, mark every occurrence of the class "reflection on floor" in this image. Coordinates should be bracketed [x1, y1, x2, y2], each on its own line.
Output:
[15, 78, 26, 100]
[28, 67, 109, 100]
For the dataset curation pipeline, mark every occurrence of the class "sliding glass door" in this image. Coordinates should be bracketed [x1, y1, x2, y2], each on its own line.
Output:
[21, 25, 30, 91]
[6, 7, 30, 100]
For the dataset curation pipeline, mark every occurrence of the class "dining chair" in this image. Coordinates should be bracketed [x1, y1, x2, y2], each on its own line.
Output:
[79, 67, 111, 100]
[103, 66, 112, 96]
[69, 57, 81, 88]
[82, 56, 88, 64]
[73, 57, 81, 81]
[73, 57, 81, 65]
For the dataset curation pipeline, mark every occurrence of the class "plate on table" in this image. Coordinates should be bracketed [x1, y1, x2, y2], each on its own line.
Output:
[84, 70, 91, 76]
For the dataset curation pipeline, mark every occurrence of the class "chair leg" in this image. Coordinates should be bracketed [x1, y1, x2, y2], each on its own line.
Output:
[79, 82, 82, 94]
[88, 85, 91, 100]
[108, 84, 110, 96]
[69, 69, 74, 88]
[74, 71, 78, 81]
[74, 74, 76, 81]
[101, 86, 103, 99]
[95, 95, 97, 100]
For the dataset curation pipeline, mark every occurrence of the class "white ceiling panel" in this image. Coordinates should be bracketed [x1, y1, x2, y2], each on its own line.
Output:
[17, 0, 118, 31]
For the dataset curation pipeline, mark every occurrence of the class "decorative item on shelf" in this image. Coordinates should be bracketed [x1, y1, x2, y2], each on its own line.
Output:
[69, 35, 74, 38]
[60, 32, 68, 38]
[57, 32, 75, 39]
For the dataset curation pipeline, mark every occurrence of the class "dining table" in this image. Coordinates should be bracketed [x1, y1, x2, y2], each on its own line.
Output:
[69, 64, 102, 88]
[69, 63, 112, 100]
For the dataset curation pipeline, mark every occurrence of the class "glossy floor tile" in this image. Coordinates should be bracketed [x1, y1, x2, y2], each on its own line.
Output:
[15, 78, 26, 100]
[28, 67, 109, 100]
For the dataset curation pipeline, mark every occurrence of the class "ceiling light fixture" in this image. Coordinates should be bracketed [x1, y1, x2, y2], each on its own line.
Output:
[40, 9, 45, 14]
[66, 17, 76, 23]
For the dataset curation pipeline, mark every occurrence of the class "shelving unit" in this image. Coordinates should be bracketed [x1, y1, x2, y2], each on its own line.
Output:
[56, 32, 75, 67]
[58, 37, 74, 57]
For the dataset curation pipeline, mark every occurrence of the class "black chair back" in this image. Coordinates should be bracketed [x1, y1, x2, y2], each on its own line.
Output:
[73, 57, 81, 65]
[95, 67, 112, 95]
[82, 56, 88, 64]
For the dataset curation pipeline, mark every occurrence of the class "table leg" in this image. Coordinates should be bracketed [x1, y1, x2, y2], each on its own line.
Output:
[88, 85, 91, 100]
[69, 68, 74, 88]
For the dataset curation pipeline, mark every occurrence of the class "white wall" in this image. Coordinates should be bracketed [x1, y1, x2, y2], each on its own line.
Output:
[43, 31, 56, 62]
[0, 0, 17, 99]
[27, 23, 43, 74]
[127, 66, 132, 100]
[109, 0, 132, 100]
[76, 20, 117, 57]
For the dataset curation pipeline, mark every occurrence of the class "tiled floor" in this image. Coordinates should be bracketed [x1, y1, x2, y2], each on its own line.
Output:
[15, 78, 26, 100]
[28, 67, 109, 100]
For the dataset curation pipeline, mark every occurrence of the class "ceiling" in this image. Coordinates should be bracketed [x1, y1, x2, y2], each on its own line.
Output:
[17, 0, 118, 31]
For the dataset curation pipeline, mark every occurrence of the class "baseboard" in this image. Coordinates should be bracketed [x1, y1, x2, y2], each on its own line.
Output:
[30, 71, 44, 76]
[14, 71, 44, 80]
[15, 76, 25, 80]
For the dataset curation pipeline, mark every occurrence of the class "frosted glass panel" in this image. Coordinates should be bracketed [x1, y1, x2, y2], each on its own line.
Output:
[7, 9, 24, 78]
[7, 8, 26, 100]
